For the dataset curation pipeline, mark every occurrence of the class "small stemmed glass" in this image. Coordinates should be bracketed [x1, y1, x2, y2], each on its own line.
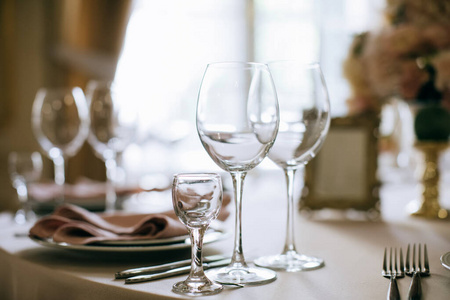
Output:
[196, 62, 279, 285]
[32, 87, 89, 204]
[8, 151, 43, 224]
[172, 173, 224, 296]
[86, 81, 138, 211]
[254, 61, 330, 271]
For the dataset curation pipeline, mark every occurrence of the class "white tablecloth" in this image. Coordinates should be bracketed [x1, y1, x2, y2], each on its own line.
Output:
[1, 170, 449, 300]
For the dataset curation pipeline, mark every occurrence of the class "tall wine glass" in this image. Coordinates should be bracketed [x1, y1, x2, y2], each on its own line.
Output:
[254, 61, 330, 272]
[32, 87, 89, 203]
[196, 62, 279, 285]
[86, 80, 138, 211]
[8, 151, 43, 224]
[172, 173, 223, 296]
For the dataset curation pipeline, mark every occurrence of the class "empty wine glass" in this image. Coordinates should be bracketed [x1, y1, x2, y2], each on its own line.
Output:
[254, 61, 330, 272]
[32, 87, 89, 204]
[86, 80, 138, 211]
[172, 173, 223, 296]
[196, 62, 279, 285]
[8, 151, 43, 224]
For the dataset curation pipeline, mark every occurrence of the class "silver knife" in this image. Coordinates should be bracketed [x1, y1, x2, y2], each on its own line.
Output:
[115, 255, 228, 279]
[124, 258, 231, 284]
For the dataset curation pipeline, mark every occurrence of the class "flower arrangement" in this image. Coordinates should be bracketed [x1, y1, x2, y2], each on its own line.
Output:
[343, 0, 450, 140]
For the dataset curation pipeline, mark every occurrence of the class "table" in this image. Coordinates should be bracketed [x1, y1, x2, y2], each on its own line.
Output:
[1, 170, 449, 300]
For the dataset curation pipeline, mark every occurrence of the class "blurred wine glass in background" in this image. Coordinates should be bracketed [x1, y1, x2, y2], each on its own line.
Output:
[86, 80, 138, 211]
[8, 151, 43, 224]
[31, 87, 89, 204]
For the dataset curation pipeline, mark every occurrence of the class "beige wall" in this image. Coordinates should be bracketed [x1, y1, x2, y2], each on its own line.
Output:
[0, 1, 49, 212]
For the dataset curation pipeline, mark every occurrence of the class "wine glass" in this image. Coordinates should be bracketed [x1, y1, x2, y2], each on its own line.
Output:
[86, 80, 138, 211]
[32, 87, 89, 203]
[196, 62, 279, 285]
[8, 151, 43, 224]
[254, 61, 330, 271]
[172, 173, 223, 296]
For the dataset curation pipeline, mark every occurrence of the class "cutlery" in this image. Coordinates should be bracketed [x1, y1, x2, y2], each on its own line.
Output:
[115, 255, 228, 279]
[382, 247, 404, 300]
[405, 244, 430, 300]
[124, 258, 231, 284]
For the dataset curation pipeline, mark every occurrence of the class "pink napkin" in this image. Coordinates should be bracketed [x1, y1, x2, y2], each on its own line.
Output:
[29, 195, 231, 245]
[29, 204, 188, 245]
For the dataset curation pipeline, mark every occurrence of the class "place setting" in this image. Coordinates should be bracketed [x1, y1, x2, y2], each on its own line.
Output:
[3, 1, 450, 299]
[27, 202, 230, 253]
[8, 59, 333, 297]
[4, 56, 449, 299]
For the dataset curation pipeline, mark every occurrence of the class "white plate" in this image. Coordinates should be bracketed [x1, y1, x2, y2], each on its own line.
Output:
[96, 228, 226, 246]
[29, 229, 228, 253]
[97, 234, 190, 246]
[440, 252, 450, 270]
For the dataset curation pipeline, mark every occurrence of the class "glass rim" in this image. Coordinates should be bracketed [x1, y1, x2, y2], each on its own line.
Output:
[206, 61, 269, 70]
[173, 172, 222, 179]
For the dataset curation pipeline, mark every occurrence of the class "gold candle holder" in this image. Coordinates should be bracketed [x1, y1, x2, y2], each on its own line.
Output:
[408, 142, 449, 219]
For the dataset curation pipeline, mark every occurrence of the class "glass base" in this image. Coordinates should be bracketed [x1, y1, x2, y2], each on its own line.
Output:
[254, 252, 324, 272]
[206, 265, 277, 286]
[172, 278, 223, 296]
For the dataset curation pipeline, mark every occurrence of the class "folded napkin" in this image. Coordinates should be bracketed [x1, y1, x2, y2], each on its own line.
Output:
[29, 195, 231, 245]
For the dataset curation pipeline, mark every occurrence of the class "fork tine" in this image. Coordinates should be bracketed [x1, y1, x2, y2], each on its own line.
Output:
[418, 243, 422, 272]
[424, 244, 430, 273]
[394, 248, 398, 276]
[400, 248, 404, 276]
[412, 244, 416, 271]
[389, 247, 393, 274]
[384, 247, 401, 299]
[405, 244, 410, 272]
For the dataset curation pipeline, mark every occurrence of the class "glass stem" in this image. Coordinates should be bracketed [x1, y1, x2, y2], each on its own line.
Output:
[283, 167, 298, 255]
[14, 181, 34, 223]
[188, 226, 207, 280]
[105, 156, 117, 212]
[22, 183, 33, 217]
[16, 181, 30, 213]
[53, 155, 65, 204]
[16, 181, 28, 204]
[230, 171, 248, 268]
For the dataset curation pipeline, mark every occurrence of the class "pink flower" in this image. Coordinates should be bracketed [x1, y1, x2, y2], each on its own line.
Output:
[384, 26, 426, 57]
[343, 0, 450, 114]
[423, 25, 450, 49]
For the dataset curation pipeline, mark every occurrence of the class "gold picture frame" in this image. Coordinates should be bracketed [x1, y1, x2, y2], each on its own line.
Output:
[300, 112, 380, 217]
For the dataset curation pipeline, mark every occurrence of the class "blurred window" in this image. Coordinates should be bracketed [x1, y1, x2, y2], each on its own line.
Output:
[114, 0, 384, 176]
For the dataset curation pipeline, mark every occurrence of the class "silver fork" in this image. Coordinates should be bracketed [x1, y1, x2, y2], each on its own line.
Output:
[383, 247, 405, 300]
[405, 244, 430, 300]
